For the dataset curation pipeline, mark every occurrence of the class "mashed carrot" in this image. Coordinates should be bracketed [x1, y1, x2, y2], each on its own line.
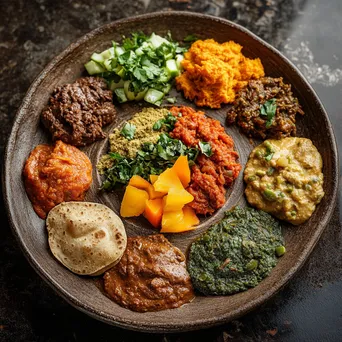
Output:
[176, 39, 265, 108]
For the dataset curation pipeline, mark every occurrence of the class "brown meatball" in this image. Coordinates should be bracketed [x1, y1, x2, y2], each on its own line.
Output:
[41, 77, 116, 146]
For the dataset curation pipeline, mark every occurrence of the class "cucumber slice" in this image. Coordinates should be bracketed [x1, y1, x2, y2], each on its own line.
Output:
[123, 81, 136, 101]
[115, 46, 125, 57]
[91, 53, 104, 64]
[116, 67, 125, 78]
[134, 88, 148, 101]
[103, 59, 113, 71]
[85, 60, 105, 75]
[135, 47, 144, 56]
[166, 59, 179, 77]
[144, 88, 164, 104]
[176, 54, 184, 69]
[148, 33, 169, 48]
[101, 48, 114, 60]
[114, 88, 128, 103]
[109, 79, 124, 91]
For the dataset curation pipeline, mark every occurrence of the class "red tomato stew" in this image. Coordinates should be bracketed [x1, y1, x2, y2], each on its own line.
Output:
[169, 106, 241, 215]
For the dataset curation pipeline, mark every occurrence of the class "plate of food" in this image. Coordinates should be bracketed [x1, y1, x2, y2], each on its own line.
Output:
[3, 12, 338, 332]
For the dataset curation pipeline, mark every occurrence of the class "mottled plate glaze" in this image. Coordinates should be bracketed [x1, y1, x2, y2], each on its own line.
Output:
[3, 12, 339, 332]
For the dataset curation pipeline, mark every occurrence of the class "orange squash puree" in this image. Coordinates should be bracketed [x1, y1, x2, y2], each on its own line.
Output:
[23, 140, 92, 219]
[176, 39, 264, 108]
[170, 106, 241, 215]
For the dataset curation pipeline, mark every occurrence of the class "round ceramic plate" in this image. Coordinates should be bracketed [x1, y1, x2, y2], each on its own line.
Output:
[3, 12, 339, 333]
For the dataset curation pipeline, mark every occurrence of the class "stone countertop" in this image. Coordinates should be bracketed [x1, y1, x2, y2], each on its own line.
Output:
[1, 0, 341, 341]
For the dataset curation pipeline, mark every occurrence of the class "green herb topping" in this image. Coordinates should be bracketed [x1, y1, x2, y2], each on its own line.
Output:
[260, 98, 277, 128]
[101, 133, 199, 190]
[153, 112, 178, 131]
[199, 141, 213, 157]
[120, 122, 136, 140]
[85, 32, 186, 105]
[183, 34, 199, 43]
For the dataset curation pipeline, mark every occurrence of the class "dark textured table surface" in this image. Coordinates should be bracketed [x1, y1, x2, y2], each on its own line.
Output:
[1, 1, 341, 341]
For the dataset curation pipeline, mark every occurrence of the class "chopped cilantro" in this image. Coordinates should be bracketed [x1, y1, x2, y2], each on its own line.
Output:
[101, 133, 199, 190]
[265, 152, 274, 161]
[183, 34, 199, 43]
[199, 141, 213, 157]
[153, 113, 177, 131]
[121, 122, 136, 140]
[260, 98, 277, 128]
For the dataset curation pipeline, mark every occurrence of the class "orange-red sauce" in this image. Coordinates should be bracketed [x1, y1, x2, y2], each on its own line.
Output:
[23, 140, 92, 219]
[170, 106, 241, 215]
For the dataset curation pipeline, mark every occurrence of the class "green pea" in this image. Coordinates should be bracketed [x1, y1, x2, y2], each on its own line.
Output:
[248, 175, 257, 182]
[255, 150, 263, 158]
[264, 141, 274, 153]
[263, 189, 277, 201]
[290, 210, 297, 217]
[256, 170, 266, 176]
[305, 184, 312, 191]
[286, 185, 294, 193]
[275, 246, 286, 257]
[246, 259, 258, 271]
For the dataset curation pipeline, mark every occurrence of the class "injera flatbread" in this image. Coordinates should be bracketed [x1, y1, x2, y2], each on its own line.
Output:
[46, 202, 127, 276]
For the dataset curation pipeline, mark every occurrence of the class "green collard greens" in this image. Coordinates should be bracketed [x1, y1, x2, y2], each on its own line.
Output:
[187, 207, 285, 295]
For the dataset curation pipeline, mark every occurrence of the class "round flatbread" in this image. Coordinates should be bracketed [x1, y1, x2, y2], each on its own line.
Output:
[46, 202, 127, 276]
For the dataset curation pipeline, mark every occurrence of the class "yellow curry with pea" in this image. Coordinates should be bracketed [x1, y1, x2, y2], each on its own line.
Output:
[244, 137, 324, 225]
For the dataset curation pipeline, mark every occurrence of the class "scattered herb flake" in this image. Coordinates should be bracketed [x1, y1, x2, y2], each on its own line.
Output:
[121, 122, 136, 140]
[265, 152, 274, 161]
[166, 97, 177, 104]
[101, 133, 199, 190]
[260, 98, 277, 128]
[184, 34, 199, 43]
[152, 113, 177, 131]
[199, 141, 213, 157]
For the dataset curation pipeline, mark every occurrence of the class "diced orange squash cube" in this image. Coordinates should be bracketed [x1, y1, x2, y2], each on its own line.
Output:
[149, 174, 159, 184]
[120, 185, 149, 217]
[161, 206, 199, 233]
[163, 188, 194, 212]
[144, 198, 164, 228]
[172, 155, 191, 188]
[161, 209, 184, 232]
[128, 175, 151, 191]
[146, 184, 164, 200]
[153, 168, 183, 194]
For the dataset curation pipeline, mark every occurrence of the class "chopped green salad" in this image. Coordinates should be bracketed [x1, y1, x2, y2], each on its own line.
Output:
[85, 32, 186, 105]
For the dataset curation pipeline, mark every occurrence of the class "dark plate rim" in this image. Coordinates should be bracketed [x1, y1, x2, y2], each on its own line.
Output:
[3, 11, 339, 333]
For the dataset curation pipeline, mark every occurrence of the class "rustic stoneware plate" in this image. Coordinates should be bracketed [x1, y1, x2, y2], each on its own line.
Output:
[3, 12, 339, 332]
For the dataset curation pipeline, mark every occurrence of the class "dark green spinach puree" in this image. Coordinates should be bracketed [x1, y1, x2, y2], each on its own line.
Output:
[187, 207, 285, 295]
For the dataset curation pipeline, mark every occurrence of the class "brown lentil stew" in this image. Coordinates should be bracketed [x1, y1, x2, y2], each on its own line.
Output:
[226, 77, 304, 139]
[170, 106, 241, 215]
[103, 235, 194, 312]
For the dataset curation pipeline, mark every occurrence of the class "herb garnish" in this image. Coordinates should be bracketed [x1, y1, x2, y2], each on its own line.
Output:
[166, 97, 177, 104]
[101, 133, 199, 190]
[199, 141, 213, 157]
[183, 34, 199, 43]
[153, 113, 178, 131]
[260, 98, 277, 128]
[120, 122, 136, 140]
